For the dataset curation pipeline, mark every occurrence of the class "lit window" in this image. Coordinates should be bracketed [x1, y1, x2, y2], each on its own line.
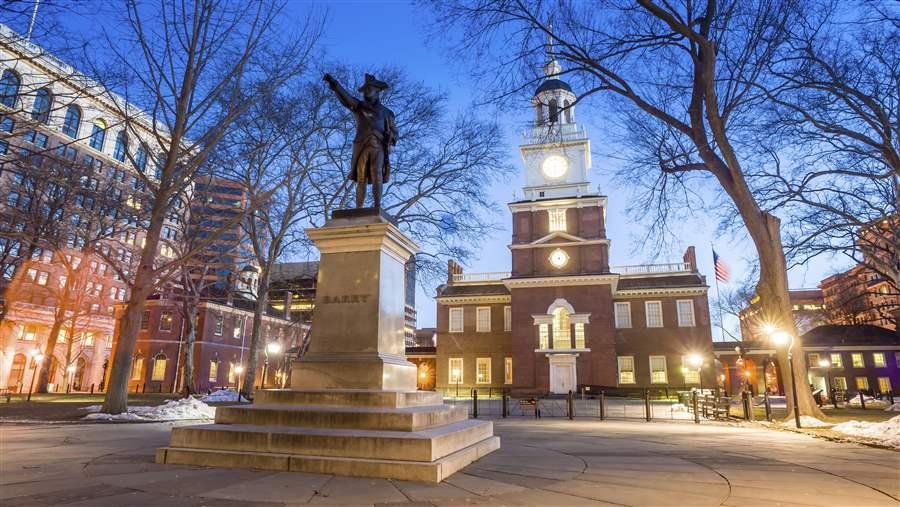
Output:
[548, 208, 566, 232]
[872, 353, 886, 368]
[830, 353, 843, 368]
[855, 377, 869, 390]
[233, 316, 243, 339]
[877, 377, 891, 393]
[504, 357, 512, 384]
[57, 329, 67, 344]
[650, 355, 668, 384]
[552, 307, 571, 349]
[574, 323, 585, 348]
[209, 361, 218, 383]
[851, 353, 864, 368]
[131, 356, 144, 381]
[159, 311, 174, 332]
[449, 307, 463, 333]
[645, 301, 663, 328]
[118, 288, 126, 301]
[476, 307, 491, 333]
[228, 362, 238, 384]
[152, 353, 167, 381]
[26, 268, 37, 281]
[448, 358, 463, 384]
[834, 377, 847, 390]
[617, 356, 635, 384]
[214, 314, 224, 336]
[58, 275, 67, 288]
[476, 357, 491, 384]
[676, 300, 695, 327]
[503, 306, 511, 332]
[83, 332, 94, 346]
[37, 271, 48, 286]
[683, 356, 700, 384]
[538, 324, 549, 349]
[62, 105, 81, 138]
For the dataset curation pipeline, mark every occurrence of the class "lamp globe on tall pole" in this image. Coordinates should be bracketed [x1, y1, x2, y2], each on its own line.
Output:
[687, 353, 704, 393]
[27, 349, 44, 402]
[770, 328, 801, 428]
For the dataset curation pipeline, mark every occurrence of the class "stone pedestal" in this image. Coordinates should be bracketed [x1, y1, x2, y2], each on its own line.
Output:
[157, 210, 499, 482]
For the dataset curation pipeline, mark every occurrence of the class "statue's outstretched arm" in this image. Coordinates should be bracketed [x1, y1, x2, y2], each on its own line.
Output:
[323, 73, 359, 111]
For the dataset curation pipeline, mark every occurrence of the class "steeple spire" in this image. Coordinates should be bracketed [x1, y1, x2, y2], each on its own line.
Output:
[543, 19, 561, 78]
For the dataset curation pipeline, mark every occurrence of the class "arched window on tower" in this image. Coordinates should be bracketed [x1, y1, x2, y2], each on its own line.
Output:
[548, 98, 559, 123]
[89, 119, 107, 151]
[62, 104, 81, 138]
[552, 307, 571, 349]
[563, 99, 572, 123]
[31, 88, 52, 124]
[0, 70, 20, 108]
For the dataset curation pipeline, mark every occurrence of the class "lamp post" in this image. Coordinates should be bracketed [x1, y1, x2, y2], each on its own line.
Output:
[27, 349, 44, 402]
[234, 365, 244, 391]
[687, 353, 703, 394]
[66, 363, 76, 393]
[818, 358, 833, 407]
[452, 368, 461, 398]
[262, 342, 282, 389]
[770, 329, 801, 428]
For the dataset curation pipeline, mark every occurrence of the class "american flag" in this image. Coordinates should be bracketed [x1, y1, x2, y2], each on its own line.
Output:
[713, 249, 730, 283]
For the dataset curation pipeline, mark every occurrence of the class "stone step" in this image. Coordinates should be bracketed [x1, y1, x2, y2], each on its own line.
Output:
[156, 434, 501, 483]
[169, 419, 493, 462]
[252, 388, 444, 408]
[214, 403, 468, 431]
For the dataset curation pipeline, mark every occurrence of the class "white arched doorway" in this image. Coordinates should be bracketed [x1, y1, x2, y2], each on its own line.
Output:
[539, 299, 589, 394]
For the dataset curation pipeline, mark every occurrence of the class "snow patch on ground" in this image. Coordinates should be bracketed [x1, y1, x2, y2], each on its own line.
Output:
[846, 395, 888, 408]
[884, 402, 900, 412]
[780, 416, 833, 428]
[831, 416, 900, 449]
[753, 395, 786, 408]
[82, 398, 215, 421]
[670, 403, 688, 413]
[201, 389, 248, 403]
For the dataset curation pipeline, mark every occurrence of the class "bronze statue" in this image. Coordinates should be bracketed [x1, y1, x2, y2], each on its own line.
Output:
[323, 73, 398, 209]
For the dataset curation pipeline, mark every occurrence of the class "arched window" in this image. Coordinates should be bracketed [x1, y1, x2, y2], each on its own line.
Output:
[62, 105, 81, 138]
[131, 353, 144, 381]
[31, 88, 52, 124]
[113, 130, 127, 162]
[0, 70, 20, 108]
[151, 352, 167, 382]
[563, 100, 572, 123]
[548, 98, 559, 123]
[89, 119, 106, 151]
[134, 144, 147, 172]
[535, 103, 543, 125]
[552, 307, 571, 349]
[7, 353, 26, 390]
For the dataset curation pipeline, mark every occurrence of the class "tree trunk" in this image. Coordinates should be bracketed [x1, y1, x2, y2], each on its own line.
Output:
[240, 277, 269, 400]
[102, 294, 147, 413]
[181, 301, 198, 396]
[36, 316, 65, 393]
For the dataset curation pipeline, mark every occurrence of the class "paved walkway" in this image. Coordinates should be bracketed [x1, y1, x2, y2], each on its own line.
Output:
[1, 419, 897, 506]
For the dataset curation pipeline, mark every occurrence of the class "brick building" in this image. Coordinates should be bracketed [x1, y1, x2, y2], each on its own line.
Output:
[821, 265, 898, 331]
[434, 55, 714, 395]
[739, 288, 827, 341]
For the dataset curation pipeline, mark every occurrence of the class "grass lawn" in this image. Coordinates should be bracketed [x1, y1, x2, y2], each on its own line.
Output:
[0, 393, 181, 422]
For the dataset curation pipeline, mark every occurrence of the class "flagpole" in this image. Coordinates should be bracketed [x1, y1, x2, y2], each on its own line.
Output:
[712, 243, 728, 342]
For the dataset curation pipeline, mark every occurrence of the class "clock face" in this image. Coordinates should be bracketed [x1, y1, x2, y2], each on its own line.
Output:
[541, 155, 568, 179]
[549, 248, 569, 268]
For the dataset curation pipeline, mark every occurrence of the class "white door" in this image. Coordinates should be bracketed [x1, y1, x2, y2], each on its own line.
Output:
[550, 360, 576, 394]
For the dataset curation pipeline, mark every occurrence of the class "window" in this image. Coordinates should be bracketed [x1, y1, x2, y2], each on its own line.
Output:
[233, 316, 243, 339]
[26, 268, 37, 281]
[808, 353, 820, 366]
[676, 300, 695, 327]
[134, 145, 147, 172]
[18, 327, 36, 341]
[449, 307, 463, 333]
[504, 357, 512, 384]
[113, 131, 127, 161]
[117, 287, 126, 301]
[131, 356, 144, 381]
[476, 307, 491, 332]
[140, 311, 150, 330]
[57, 329, 67, 344]
[448, 358, 463, 384]
[834, 377, 847, 390]
[855, 377, 869, 390]
[209, 361, 218, 383]
[548, 208, 566, 232]
[649, 355, 668, 384]
[214, 314, 224, 336]
[151, 353, 167, 381]
[159, 311, 174, 331]
[0, 70, 20, 107]
[548, 98, 559, 123]
[878, 377, 891, 393]
[538, 324, 549, 349]
[89, 119, 106, 151]
[830, 353, 843, 368]
[476, 357, 491, 384]
[62, 105, 81, 138]
[574, 323, 585, 348]
[645, 301, 663, 328]
[617, 356, 635, 384]
[872, 353, 886, 368]
[503, 306, 511, 332]
[0, 116, 12, 132]
[552, 307, 571, 349]
[683, 356, 700, 384]
[83, 332, 94, 346]
[36, 271, 48, 286]
[31, 88, 52, 123]
[851, 353, 864, 368]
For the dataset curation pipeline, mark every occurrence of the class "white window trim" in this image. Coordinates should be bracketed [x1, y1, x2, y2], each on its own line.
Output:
[448, 358, 463, 384]
[872, 353, 886, 368]
[645, 301, 663, 328]
[649, 355, 668, 384]
[617, 356, 635, 385]
[476, 357, 491, 384]
[614, 302, 632, 329]
[476, 307, 491, 333]
[676, 299, 695, 327]
[449, 307, 464, 333]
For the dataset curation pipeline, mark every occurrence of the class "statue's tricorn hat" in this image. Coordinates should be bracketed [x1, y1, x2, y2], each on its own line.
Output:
[358, 73, 388, 92]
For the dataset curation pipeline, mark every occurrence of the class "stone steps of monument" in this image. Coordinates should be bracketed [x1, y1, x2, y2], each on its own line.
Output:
[253, 388, 444, 408]
[156, 434, 501, 483]
[169, 419, 493, 462]
[214, 403, 468, 431]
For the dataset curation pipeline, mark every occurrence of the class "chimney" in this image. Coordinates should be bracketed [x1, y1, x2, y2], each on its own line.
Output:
[683, 246, 697, 272]
[447, 259, 463, 284]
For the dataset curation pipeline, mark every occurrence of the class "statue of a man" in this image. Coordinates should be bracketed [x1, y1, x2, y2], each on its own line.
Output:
[323, 73, 398, 209]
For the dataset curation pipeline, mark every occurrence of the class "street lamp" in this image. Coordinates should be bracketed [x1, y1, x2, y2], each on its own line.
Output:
[452, 368, 461, 398]
[687, 353, 703, 393]
[66, 363, 76, 393]
[770, 328, 801, 428]
[262, 342, 282, 389]
[27, 349, 44, 402]
[818, 358, 833, 406]
[234, 365, 245, 391]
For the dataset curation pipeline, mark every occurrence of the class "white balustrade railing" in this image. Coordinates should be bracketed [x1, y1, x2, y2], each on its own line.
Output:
[613, 263, 692, 275]
[452, 272, 511, 283]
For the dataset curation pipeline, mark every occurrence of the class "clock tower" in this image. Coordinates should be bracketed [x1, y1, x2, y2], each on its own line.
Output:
[506, 50, 618, 394]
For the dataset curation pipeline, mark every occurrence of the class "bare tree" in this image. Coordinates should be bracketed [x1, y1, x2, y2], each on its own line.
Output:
[427, 0, 833, 417]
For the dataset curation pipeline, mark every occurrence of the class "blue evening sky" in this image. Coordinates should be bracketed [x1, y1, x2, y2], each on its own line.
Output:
[20, 0, 844, 339]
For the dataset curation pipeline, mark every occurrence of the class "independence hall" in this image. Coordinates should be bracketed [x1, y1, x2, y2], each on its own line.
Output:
[434, 55, 715, 395]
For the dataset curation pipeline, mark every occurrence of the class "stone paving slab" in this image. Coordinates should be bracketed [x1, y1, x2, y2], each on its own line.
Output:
[1, 419, 897, 506]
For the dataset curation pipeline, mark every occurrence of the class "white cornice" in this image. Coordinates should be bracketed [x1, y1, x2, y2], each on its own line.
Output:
[437, 295, 511, 305]
[510, 238, 610, 250]
[509, 196, 607, 212]
[614, 287, 709, 298]
[505, 274, 618, 290]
